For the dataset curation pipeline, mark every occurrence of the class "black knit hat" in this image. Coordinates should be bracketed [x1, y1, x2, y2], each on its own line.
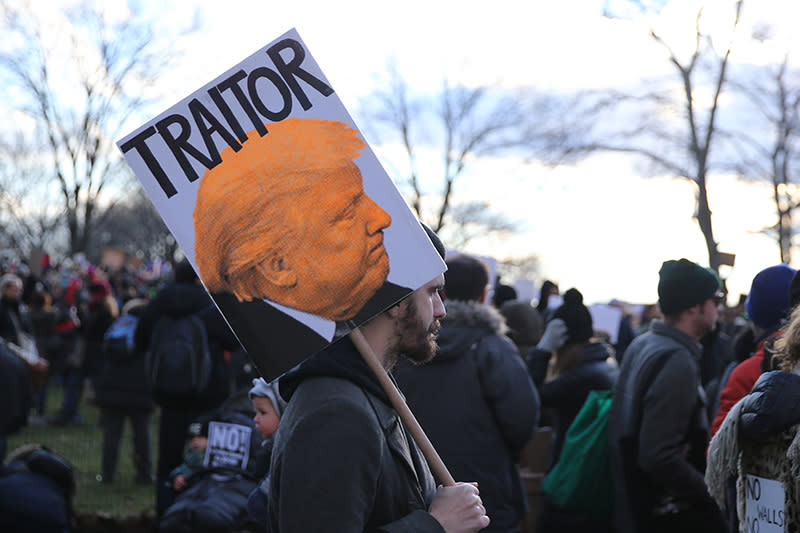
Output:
[187, 416, 211, 438]
[552, 288, 593, 344]
[658, 258, 721, 315]
[421, 222, 446, 260]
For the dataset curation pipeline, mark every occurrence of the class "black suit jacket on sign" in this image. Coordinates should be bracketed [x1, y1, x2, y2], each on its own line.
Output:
[211, 281, 411, 380]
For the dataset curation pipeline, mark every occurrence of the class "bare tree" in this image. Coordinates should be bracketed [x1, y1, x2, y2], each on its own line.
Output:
[95, 187, 178, 264]
[0, 1, 193, 256]
[728, 54, 800, 264]
[549, 0, 744, 273]
[361, 62, 528, 245]
[0, 134, 64, 253]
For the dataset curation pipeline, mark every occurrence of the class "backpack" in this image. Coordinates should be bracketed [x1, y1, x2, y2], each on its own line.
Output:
[103, 314, 139, 362]
[0, 444, 76, 532]
[542, 388, 614, 516]
[146, 314, 211, 399]
[542, 352, 673, 517]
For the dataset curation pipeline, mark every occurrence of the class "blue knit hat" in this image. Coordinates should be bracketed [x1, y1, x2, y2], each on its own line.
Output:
[745, 264, 797, 330]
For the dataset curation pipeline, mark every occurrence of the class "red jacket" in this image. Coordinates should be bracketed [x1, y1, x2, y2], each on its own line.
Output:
[710, 329, 783, 439]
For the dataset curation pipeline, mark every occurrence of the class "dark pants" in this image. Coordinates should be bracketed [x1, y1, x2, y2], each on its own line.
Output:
[156, 406, 203, 519]
[101, 407, 152, 483]
[59, 367, 84, 420]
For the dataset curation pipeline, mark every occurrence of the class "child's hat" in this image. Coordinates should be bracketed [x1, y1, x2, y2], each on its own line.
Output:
[187, 419, 209, 438]
[249, 377, 287, 418]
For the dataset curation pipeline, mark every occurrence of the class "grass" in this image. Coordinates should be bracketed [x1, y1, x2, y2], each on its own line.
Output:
[7, 380, 159, 520]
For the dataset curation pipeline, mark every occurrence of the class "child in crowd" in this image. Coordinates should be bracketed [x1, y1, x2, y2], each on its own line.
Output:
[169, 420, 209, 492]
[247, 377, 286, 526]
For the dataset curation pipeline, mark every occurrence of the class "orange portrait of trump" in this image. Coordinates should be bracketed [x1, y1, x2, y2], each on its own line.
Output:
[192, 118, 412, 378]
[194, 118, 393, 322]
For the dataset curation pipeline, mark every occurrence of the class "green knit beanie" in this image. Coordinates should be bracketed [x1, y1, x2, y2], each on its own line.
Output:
[657, 258, 721, 315]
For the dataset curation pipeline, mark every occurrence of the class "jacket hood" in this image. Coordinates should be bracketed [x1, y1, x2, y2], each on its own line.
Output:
[435, 300, 508, 361]
[740, 370, 800, 440]
[279, 336, 390, 405]
[155, 281, 212, 318]
[582, 341, 615, 364]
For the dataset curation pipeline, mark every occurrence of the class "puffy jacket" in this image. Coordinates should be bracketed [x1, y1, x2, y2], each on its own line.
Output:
[395, 300, 540, 532]
[535, 341, 618, 468]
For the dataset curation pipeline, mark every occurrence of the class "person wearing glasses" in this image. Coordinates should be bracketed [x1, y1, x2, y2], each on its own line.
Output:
[607, 258, 727, 533]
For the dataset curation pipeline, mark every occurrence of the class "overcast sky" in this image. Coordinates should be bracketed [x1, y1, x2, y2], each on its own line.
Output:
[17, 0, 800, 306]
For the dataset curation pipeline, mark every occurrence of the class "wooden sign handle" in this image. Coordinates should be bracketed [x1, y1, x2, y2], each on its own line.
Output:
[349, 328, 455, 487]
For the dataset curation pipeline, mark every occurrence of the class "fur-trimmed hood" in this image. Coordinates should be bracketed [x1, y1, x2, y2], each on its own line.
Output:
[442, 300, 508, 334]
[434, 300, 509, 362]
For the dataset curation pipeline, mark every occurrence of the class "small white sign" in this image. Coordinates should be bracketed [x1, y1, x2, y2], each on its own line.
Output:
[589, 303, 622, 344]
[745, 474, 785, 532]
[204, 421, 252, 472]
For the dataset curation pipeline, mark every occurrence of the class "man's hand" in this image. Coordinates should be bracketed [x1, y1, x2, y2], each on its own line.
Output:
[429, 482, 490, 532]
[536, 318, 568, 353]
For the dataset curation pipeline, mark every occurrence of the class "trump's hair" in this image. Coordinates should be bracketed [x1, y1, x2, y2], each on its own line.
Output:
[193, 118, 365, 302]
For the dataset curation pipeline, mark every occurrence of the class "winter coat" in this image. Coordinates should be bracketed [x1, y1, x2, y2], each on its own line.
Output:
[93, 348, 154, 412]
[706, 371, 800, 532]
[710, 329, 780, 439]
[0, 343, 32, 438]
[394, 300, 540, 532]
[134, 281, 239, 411]
[0, 463, 72, 532]
[159, 474, 258, 533]
[0, 297, 32, 346]
[160, 409, 264, 533]
[535, 341, 618, 468]
[607, 320, 713, 533]
[269, 336, 444, 533]
[81, 304, 115, 379]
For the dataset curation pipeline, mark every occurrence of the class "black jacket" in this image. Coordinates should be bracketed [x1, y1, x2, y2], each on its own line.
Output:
[530, 342, 618, 468]
[94, 308, 153, 412]
[739, 370, 800, 440]
[0, 297, 31, 345]
[269, 336, 444, 532]
[134, 281, 239, 411]
[395, 300, 540, 532]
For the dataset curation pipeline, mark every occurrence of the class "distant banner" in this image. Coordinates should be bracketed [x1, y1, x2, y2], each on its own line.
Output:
[117, 28, 445, 379]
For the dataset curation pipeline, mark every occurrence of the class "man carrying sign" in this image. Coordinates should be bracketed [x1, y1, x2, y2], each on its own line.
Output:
[267, 226, 490, 532]
[117, 28, 484, 531]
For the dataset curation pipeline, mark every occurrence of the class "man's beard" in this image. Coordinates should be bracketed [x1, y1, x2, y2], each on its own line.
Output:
[396, 297, 440, 365]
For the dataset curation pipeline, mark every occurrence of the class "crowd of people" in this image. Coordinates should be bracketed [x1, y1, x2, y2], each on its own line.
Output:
[0, 241, 799, 532]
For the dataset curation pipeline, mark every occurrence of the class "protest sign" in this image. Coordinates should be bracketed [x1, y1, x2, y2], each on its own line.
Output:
[204, 421, 252, 472]
[117, 28, 446, 380]
[589, 303, 622, 344]
[745, 474, 784, 533]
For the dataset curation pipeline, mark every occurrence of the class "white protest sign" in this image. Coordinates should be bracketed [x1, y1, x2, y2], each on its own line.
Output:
[204, 421, 252, 472]
[589, 303, 623, 344]
[117, 28, 446, 379]
[745, 474, 785, 532]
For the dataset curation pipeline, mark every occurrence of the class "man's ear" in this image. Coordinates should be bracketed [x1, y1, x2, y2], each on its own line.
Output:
[385, 299, 407, 319]
[257, 255, 296, 288]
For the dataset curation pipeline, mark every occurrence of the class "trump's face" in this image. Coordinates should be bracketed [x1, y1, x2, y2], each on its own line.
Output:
[194, 118, 394, 321]
[273, 164, 392, 321]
